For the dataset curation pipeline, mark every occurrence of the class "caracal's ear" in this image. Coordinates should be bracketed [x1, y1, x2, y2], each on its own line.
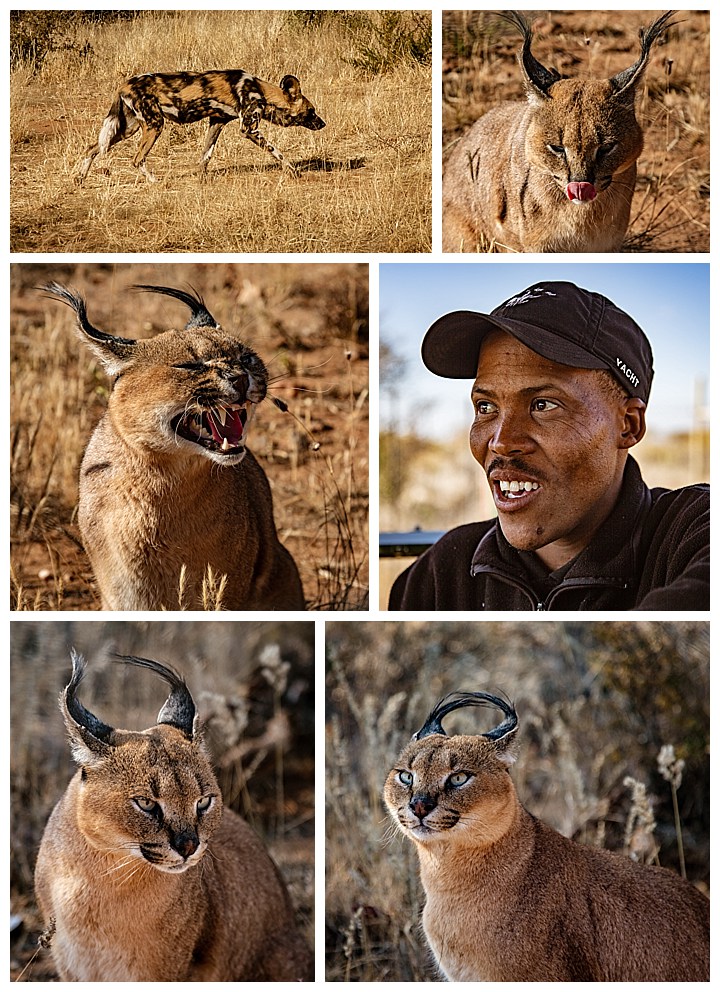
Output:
[39, 282, 137, 377]
[492, 723, 519, 767]
[61, 648, 118, 767]
[414, 689, 520, 766]
[609, 11, 677, 102]
[112, 654, 197, 740]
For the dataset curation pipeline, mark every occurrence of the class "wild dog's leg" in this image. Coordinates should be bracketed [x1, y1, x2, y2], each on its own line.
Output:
[240, 106, 298, 175]
[128, 97, 165, 181]
[198, 118, 228, 175]
[76, 93, 140, 183]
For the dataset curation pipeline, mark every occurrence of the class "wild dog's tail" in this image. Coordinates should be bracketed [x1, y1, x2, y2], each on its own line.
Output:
[97, 91, 129, 154]
[76, 88, 135, 183]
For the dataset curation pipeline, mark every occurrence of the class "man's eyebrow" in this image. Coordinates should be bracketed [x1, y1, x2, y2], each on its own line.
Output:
[471, 382, 567, 397]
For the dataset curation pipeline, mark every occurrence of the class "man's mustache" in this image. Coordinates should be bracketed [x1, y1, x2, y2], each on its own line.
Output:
[486, 457, 548, 483]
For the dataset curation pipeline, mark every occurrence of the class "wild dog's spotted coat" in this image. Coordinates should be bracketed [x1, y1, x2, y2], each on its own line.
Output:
[77, 69, 325, 182]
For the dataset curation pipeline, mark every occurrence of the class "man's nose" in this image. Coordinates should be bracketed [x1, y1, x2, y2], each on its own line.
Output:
[488, 411, 534, 455]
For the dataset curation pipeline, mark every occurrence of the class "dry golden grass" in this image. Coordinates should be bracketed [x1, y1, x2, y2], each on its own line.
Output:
[442, 10, 709, 252]
[10, 261, 369, 611]
[10, 11, 431, 253]
[10, 619, 315, 981]
[326, 620, 709, 981]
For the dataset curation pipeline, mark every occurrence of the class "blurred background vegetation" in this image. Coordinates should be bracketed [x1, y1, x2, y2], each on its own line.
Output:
[326, 620, 709, 981]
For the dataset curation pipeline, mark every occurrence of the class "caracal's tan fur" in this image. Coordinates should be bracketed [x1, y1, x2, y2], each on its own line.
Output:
[384, 691, 709, 982]
[35, 653, 313, 981]
[443, 12, 675, 253]
[42, 283, 304, 611]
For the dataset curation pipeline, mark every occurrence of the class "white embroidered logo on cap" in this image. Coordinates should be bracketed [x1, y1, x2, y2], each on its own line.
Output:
[616, 357, 640, 388]
[502, 287, 558, 308]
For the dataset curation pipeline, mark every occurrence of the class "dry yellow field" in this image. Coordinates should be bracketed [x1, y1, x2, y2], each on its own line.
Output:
[10, 11, 431, 253]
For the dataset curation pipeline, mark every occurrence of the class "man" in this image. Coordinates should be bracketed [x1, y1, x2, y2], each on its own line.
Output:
[389, 281, 709, 611]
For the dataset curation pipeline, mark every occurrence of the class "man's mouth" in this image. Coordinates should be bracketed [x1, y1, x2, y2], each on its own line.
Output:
[491, 477, 542, 509]
[172, 402, 252, 455]
[498, 479, 540, 498]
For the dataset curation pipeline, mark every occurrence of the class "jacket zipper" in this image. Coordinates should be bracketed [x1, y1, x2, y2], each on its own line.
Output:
[471, 565, 627, 610]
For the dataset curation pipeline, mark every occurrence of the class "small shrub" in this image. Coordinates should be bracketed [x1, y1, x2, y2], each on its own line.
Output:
[346, 12, 432, 76]
[10, 12, 90, 72]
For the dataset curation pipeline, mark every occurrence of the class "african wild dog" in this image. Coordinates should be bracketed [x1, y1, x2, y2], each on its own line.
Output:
[76, 69, 325, 183]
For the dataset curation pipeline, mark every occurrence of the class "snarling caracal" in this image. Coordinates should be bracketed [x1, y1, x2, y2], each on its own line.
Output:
[41, 283, 304, 611]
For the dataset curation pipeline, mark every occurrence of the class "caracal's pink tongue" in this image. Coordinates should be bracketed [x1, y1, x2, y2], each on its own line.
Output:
[566, 181, 597, 202]
[207, 409, 245, 446]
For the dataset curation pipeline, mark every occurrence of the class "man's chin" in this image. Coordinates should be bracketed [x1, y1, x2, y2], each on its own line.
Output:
[497, 518, 551, 555]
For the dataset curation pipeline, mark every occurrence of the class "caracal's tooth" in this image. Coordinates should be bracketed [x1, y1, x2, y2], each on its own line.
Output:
[217, 407, 227, 426]
[221, 437, 230, 452]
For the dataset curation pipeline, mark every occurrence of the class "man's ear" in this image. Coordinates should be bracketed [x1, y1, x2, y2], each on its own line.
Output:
[619, 397, 647, 449]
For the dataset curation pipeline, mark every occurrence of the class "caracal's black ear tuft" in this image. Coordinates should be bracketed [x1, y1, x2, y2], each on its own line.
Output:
[610, 10, 678, 98]
[133, 285, 220, 331]
[413, 690, 518, 744]
[113, 654, 197, 739]
[62, 648, 118, 766]
[40, 282, 137, 376]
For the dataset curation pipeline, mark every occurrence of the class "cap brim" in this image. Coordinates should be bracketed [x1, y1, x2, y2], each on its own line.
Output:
[422, 311, 608, 379]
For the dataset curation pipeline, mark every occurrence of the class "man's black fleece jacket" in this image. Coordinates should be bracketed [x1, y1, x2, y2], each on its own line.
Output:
[389, 458, 709, 612]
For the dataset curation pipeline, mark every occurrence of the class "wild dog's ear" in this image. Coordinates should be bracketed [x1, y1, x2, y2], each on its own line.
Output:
[39, 282, 137, 377]
[61, 649, 118, 767]
[280, 75, 302, 101]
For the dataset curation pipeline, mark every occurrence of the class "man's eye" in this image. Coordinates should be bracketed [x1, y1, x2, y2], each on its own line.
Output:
[532, 398, 559, 412]
[475, 400, 496, 415]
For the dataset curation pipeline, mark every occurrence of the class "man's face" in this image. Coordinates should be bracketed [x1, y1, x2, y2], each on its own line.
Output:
[469, 330, 643, 570]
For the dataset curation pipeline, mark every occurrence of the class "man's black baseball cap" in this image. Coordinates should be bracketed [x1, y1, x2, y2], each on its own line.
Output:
[421, 281, 654, 403]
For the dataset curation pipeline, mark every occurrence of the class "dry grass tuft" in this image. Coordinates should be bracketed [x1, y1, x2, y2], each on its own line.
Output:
[442, 9, 709, 252]
[10, 262, 369, 611]
[10, 10, 431, 253]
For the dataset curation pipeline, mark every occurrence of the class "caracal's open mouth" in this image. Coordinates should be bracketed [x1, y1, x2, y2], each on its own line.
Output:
[172, 401, 253, 455]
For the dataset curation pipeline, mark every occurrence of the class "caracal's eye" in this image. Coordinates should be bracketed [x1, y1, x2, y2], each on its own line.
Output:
[397, 770, 413, 787]
[197, 795, 213, 814]
[596, 142, 617, 160]
[133, 796, 159, 813]
[547, 144, 565, 157]
[448, 771, 471, 787]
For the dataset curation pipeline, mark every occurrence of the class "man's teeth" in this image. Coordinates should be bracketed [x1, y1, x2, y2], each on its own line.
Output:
[499, 480, 539, 494]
